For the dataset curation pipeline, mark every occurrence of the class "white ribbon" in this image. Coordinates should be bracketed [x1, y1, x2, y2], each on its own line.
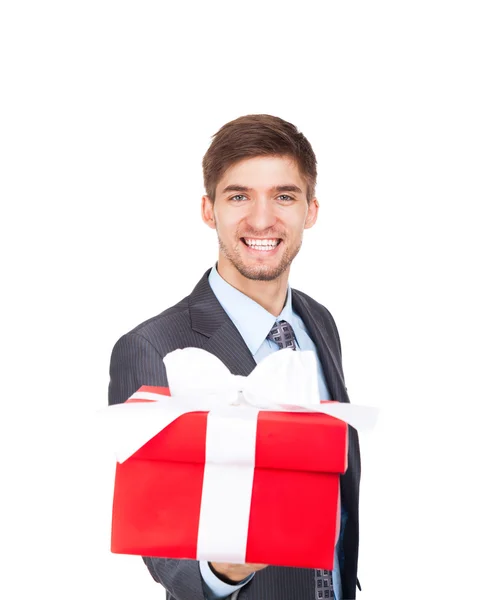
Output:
[197, 409, 259, 562]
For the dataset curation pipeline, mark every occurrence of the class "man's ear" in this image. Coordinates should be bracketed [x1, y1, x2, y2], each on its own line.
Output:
[304, 197, 319, 229]
[201, 195, 216, 229]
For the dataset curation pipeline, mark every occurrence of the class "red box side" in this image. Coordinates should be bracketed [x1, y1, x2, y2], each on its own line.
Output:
[112, 461, 338, 568]
[246, 468, 339, 569]
[111, 459, 204, 558]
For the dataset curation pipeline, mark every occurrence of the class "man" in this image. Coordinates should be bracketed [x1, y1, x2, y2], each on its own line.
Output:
[108, 114, 361, 600]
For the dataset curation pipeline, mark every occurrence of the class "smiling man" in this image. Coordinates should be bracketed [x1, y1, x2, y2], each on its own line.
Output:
[109, 115, 361, 600]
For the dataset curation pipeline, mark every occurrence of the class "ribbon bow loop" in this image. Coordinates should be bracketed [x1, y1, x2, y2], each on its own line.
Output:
[163, 347, 321, 408]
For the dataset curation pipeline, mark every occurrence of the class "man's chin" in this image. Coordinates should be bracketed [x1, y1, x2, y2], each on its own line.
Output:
[235, 262, 288, 282]
[218, 241, 299, 283]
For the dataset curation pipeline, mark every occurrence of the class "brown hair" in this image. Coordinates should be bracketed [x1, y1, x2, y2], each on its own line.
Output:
[202, 114, 317, 203]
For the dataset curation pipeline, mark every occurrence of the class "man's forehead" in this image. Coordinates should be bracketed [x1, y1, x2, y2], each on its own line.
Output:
[216, 155, 306, 193]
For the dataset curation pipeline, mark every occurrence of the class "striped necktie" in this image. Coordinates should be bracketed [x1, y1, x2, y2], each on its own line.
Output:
[314, 569, 334, 599]
[266, 320, 297, 350]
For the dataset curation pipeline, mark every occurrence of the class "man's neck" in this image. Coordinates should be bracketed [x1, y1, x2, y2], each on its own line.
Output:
[216, 261, 290, 317]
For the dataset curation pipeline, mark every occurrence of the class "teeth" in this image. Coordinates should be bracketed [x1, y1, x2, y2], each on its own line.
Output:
[244, 238, 279, 249]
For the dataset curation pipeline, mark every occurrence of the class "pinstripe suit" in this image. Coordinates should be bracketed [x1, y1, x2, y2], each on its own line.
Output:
[108, 269, 361, 600]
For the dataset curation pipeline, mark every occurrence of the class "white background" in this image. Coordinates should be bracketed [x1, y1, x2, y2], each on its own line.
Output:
[1, 1, 484, 598]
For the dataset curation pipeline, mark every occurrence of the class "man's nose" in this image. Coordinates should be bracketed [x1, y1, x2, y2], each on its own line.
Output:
[245, 199, 277, 231]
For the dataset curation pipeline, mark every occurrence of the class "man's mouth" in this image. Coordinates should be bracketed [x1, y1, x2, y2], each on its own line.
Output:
[241, 238, 282, 252]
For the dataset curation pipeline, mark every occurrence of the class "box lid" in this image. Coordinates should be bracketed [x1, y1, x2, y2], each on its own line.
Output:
[127, 386, 348, 474]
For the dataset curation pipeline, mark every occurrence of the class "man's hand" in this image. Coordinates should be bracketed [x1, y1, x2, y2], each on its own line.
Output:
[209, 562, 268, 583]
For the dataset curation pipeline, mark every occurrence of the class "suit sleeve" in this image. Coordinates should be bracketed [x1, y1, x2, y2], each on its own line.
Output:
[108, 332, 210, 600]
[108, 332, 169, 405]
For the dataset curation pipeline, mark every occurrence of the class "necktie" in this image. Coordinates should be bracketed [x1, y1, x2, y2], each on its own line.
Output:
[267, 320, 335, 598]
[315, 569, 334, 599]
[266, 320, 298, 350]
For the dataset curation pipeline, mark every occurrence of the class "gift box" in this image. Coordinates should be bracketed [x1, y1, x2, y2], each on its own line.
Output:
[111, 384, 348, 570]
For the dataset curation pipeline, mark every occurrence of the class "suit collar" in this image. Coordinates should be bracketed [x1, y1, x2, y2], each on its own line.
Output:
[292, 289, 349, 403]
[188, 269, 256, 376]
[188, 268, 230, 337]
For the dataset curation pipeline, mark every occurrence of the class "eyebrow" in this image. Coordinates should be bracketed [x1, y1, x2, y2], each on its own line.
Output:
[221, 184, 304, 194]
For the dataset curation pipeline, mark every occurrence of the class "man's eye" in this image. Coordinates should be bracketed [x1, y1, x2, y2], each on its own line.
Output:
[230, 195, 247, 202]
[278, 195, 293, 201]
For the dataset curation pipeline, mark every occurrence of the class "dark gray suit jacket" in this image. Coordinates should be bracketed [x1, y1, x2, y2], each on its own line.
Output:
[108, 269, 361, 600]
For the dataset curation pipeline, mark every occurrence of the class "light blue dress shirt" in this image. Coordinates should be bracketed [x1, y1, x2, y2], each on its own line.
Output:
[199, 266, 343, 600]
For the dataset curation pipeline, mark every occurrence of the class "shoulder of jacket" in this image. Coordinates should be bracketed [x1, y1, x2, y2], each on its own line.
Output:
[120, 295, 191, 342]
[292, 288, 335, 322]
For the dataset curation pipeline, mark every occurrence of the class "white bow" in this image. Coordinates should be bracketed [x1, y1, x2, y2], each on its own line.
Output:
[163, 347, 321, 408]
[100, 348, 379, 463]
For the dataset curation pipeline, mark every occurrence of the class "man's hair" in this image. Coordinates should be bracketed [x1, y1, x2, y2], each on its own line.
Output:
[202, 114, 317, 203]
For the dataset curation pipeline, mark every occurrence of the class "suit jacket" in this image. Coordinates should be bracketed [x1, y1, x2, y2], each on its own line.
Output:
[108, 269, 361, 600]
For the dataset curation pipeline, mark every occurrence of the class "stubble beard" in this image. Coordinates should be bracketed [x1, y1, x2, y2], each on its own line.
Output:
[217, 234, 302, 282]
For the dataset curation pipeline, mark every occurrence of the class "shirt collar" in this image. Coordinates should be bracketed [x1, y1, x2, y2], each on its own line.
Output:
[208, 265, 295, 356]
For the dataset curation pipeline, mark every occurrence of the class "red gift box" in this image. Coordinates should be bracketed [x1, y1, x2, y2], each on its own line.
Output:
[111, 385, 348, 569]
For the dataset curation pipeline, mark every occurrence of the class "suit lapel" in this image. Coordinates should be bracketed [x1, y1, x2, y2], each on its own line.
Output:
[292, 290, 350, 404]
[188, 270, 256, 377]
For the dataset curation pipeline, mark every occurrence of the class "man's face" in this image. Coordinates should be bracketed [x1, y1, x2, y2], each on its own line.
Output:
[202, 155, 318, 282]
